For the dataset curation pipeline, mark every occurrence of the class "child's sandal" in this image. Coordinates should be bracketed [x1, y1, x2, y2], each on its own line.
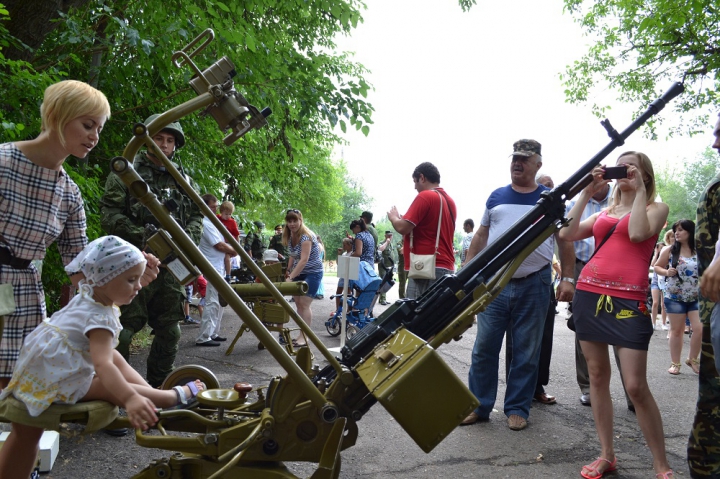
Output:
[171, 380, 205, 409]
[656, 470, 673, 479]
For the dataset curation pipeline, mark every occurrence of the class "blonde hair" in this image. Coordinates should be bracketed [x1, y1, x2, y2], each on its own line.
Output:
[663, 229, 675, 245]
[608, 151, 657, 212]
[219, 201, 235, 214]
[40, 80, 111, 147]
[282, 209, 315, 246]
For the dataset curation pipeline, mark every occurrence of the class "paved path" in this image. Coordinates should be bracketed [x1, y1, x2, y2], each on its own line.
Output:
[46, 274, 699, 478]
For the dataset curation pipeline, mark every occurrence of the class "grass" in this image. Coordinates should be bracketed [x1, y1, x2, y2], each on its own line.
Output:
[130, 324, 154, 354]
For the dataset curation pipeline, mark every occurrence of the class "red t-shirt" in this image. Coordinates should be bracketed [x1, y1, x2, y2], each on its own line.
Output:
[216, 215, 240, 240]
[194, 275, 207, 298]
[402, 188, 456, 271]
[577, 212, 657, 301]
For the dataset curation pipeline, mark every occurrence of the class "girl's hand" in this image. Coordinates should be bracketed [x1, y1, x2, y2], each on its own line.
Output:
[586, 166, 611, 196]
[125, 394, 158, 430]
[667, 267, 677, 277]
[625, 163, 646, 192]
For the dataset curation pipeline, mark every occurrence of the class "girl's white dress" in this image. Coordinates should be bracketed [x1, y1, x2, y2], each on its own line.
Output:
[0, 290, 121, 416]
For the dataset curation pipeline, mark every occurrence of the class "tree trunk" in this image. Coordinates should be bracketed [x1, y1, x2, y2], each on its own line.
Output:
[4, 0, 92, 62]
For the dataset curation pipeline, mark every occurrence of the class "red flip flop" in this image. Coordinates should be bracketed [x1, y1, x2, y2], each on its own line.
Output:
[580, 457, 617, 478]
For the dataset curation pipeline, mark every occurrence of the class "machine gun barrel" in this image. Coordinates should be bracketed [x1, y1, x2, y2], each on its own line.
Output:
[338, 82, 684, 367]
[231, 281, 308, 298]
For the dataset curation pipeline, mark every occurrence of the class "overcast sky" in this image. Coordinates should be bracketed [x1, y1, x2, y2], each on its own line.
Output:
[333, 0, 712, 231]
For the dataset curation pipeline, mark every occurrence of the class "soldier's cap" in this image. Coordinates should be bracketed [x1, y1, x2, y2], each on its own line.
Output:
[510, 139, 541, 158]
[253, 220, 265, 229]
[361, 211, 373, 221]
[274, 224, 283, 230]
[385, 231, 392, 235]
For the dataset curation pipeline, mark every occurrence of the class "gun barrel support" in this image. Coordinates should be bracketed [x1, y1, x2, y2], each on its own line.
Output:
[109, 157, 335, 413]
[131, 116, 344, 374]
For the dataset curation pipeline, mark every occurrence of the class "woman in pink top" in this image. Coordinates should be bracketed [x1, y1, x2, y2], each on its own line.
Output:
[560, 152, 672, 479]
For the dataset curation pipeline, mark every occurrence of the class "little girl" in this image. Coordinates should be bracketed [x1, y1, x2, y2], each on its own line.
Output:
[0, 236, 204, 478]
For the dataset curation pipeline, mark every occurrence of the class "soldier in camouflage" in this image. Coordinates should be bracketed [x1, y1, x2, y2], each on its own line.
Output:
[268, 224, 288, 263]
[396, 236, 407, 299]
[244, 220, 267, 266]
[688, 114, 720, 478]
[377, 231, 396, 305]
[100, 115, 203, 387]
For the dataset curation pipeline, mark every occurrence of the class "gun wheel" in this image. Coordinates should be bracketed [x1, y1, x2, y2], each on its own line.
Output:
[160, 364, 220, 391]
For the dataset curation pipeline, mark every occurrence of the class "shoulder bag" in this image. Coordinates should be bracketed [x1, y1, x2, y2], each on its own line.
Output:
[408, 190, 443, 280]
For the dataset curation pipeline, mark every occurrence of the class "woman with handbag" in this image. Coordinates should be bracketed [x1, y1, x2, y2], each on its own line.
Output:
[559, 152, 673, 479]
[654, 219, 700, 375]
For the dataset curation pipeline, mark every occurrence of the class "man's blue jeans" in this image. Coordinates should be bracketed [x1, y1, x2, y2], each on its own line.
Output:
[468, 265, 551, 420]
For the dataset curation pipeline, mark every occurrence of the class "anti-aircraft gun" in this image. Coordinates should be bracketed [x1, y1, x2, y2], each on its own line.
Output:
[0, 28, 684, 479]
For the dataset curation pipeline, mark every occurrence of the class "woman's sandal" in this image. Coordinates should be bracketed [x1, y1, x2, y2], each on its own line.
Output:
[170, 380, 206, 409]
[685, 357, 700, 374]
[668, 362, 681, 375]
[580, 457, 617, 479]
[656, 471, 674, 479]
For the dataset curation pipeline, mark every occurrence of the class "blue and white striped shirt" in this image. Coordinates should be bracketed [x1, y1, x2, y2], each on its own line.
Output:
[288, 234, 324, 274]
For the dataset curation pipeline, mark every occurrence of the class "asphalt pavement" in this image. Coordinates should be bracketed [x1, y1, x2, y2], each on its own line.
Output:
[44, 274, 698, 478]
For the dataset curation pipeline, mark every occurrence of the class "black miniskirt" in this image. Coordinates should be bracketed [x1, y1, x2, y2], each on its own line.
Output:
[572, 289, 653, 351]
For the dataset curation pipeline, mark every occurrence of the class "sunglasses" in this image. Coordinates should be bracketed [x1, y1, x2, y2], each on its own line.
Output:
[286, 209, 301, 214]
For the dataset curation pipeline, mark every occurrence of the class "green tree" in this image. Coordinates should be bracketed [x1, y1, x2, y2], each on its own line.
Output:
[656, 148, 719, 227]
[314, 165, 372, 261]
[561, 0, 720, 136]
[0, 0, 374, 311]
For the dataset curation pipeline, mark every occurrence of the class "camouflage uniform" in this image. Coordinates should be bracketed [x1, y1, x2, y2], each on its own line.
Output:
[396, 239, 407, 299]
[100, 152, 203, 387]
[688, 172, 720, 477]
[268, 232, 288, 264]
[378, 237, 396, 303]
[366, 224, 379, 255]
[244, 231, 267, 264]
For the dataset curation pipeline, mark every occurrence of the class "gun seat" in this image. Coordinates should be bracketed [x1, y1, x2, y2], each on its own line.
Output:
[0, 395, 118, 432]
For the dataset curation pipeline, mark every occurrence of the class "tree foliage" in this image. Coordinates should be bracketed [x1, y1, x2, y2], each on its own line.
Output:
[0, 0, 374, 310]
[314, 164, 371, 261]
[562, 0, 720, 136]
[656, 148, 718, 228]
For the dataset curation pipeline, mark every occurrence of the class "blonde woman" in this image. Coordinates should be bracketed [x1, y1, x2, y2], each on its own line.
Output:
[560, 152, 672, 479]
[0, 80, 110, 389]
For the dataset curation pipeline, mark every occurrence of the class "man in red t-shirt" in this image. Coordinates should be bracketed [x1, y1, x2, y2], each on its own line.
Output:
[388, 162, 456, 299]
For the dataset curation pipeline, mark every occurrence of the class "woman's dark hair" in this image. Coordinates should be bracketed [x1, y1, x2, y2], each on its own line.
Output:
[349, 219, 366, 231]
[669, 219, 696, 261]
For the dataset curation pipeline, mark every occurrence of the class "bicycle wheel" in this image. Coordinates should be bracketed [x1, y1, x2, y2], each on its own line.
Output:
[346, 323, 360, 340]
[325, 314, 342, 337]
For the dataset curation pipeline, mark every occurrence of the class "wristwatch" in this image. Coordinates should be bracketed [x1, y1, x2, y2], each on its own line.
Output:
[561, 277, 576, 285]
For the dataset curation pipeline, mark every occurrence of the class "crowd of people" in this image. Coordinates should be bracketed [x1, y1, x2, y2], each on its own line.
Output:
[2, 79, 720, 479]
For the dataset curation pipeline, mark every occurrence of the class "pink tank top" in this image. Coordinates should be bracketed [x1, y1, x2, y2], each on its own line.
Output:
[577, 211, 657, 301]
